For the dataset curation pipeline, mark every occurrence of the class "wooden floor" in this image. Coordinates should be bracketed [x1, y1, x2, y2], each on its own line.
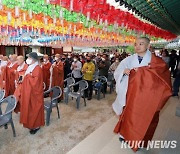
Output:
[67, 96, 180, 154]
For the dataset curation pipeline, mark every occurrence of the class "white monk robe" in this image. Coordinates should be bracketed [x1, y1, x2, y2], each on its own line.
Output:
[112, 50, 152, 116]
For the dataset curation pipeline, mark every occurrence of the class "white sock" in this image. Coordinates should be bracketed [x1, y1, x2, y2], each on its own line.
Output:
[119, 134, 124, 139]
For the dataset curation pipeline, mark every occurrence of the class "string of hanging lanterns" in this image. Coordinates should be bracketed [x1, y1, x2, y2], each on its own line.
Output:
[0, 0, 177, 47]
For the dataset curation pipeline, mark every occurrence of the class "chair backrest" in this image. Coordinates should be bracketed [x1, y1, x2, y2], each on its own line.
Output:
[0, 95, 17, 118]
[0, 89, 5, 102]
[77, 80, 88, 94]
[67, 73, 73, 78]
[65, 77, 75, 87]
[98, 76, 107, 84]
[94, 81, 103, 89]
[51, 86, 62, 104]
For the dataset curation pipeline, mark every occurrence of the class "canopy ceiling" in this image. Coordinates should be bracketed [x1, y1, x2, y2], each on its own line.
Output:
[115, 0, 180, 35]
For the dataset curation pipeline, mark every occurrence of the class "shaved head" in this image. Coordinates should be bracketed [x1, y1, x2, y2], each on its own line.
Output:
[17, 56, 24, 61]
[134, 37, 151, 56]
[55, 54, 60, 58]
[44, 54, 49, 58]
[10, 54, 17, 62]
[3, 56, 8, 61]
[17, 56, 24, 65]
[137, 37, 150, 44]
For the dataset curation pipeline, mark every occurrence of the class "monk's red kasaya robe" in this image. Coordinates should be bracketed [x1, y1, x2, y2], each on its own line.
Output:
[4, 63, 18, 96]
[51, 61, 64, 99]
[14, 63, 28, 113]
[20, 65, 44, 129]
[114, 55, 172, 151]
[42, 61, 51, 91]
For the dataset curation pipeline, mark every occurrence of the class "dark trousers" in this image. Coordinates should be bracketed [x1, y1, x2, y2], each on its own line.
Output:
[84, 80, 93, 98]
[104, 75, 108, 93]
[173, 72, 180, 95]
[74, 77, 82, 92]
[104, 82, 107, 93]
[170, 65, 176, 75]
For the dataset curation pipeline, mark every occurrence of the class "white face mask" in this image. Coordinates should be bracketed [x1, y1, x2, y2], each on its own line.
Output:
[0, 60, 7, 67]
[74, 58, 77, 62]
[43, 59, 47, 62]
[110, 54, 114, 58]
[68, 56, 71, 59]
[55, 57, 58, 61]
[102, 58, 105, 61]
[26, 58, 32, 65]
[115, 60, 119, 63]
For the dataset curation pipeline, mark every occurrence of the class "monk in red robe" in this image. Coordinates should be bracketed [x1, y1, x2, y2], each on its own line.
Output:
[0, 55, 4, 89]
[113, 37, 172, 151]
[20, 52, 44, 134]
[0, 56, 8, 90]
[50, 54, 64, 99]
[14, 56, 28, 113]
[5, 54, 18, 96]
[42, 54, 51, 91]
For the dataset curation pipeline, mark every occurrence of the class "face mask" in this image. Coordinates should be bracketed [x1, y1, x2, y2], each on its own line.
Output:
[9, 58, 13, 62]
[74, 58, 77, 62]
[1, 60, 7, 67]
[110, 54, 114, 58]
[115, 60, 119, 63]
[102, 58, 105, 61]
[26, 58, 32, 65]
[43, 59, 47, 62]
[68, 56, 71, 59]
[55, 57, 58, 61]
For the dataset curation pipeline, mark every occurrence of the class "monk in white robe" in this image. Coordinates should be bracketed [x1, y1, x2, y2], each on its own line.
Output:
[113, 37, 171, 151]
[113, 42, 152, 116]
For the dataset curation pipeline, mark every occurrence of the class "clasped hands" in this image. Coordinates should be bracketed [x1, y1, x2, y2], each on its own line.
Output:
[123, 68, 138, 76]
